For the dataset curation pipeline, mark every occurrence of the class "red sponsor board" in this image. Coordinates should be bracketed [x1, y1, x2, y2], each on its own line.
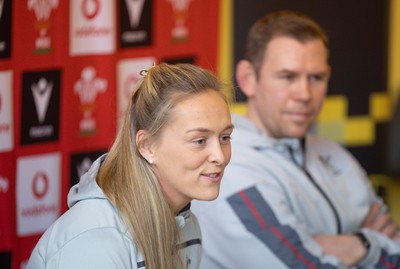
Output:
[1, 1, 221, 268]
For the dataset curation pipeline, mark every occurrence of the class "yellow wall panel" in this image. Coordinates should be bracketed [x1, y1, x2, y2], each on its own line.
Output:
[389, 0, 400, 99]
[370, 92, 391, 121]
[318, 95, 347, 122]
[344, 116, 375, 145]
[217, 0, 234, 101]
[231, 103, 247, 115]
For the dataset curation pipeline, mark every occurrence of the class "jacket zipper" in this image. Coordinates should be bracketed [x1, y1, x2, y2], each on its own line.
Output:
[287, 143, 342, 234]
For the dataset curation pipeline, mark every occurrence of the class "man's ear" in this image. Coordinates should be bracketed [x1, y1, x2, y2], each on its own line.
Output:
[136, 130, 154, 164]
[236, 60, 257, 98]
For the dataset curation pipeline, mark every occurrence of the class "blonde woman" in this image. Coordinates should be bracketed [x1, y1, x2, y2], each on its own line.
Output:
[27, 63, 234, 269]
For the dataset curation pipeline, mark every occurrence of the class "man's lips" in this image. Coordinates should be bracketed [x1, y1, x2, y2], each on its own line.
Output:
[285, 111, 312, 122]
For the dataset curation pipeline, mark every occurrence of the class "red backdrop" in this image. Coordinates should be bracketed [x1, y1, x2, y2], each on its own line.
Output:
[0, 1, 220, 268]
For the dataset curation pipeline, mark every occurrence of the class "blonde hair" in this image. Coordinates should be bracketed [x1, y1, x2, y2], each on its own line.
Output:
[97, 63, 227, 269]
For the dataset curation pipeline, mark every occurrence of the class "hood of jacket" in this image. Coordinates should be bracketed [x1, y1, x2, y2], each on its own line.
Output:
[231, 113, 305, 167]
[67, 154, 193, 229]
[67, 154, 108, 209]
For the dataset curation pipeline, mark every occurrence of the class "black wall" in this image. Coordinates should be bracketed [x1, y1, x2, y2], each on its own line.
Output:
[233, 0, 390, 174]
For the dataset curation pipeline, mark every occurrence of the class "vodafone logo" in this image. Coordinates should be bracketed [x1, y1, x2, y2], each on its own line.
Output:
[32, 171, 49, 199]
[16, 153, 61, 236]
[70, 0, 115, 55]
[82, 0, 100, 20]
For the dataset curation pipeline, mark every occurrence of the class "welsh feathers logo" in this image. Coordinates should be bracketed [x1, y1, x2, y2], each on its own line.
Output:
[74, 66, 107, 135]
[167, 0, 193, 42]
[27, 0, 59, 54]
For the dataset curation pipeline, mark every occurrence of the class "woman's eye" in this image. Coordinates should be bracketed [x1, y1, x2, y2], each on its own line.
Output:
[220, 135, 232, 143]
[194, 139, 206, 145]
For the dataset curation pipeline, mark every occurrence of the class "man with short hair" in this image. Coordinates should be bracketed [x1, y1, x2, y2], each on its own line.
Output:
[192, 10, 400, 268]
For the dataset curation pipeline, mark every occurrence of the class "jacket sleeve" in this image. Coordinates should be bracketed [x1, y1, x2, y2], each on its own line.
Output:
[323, 139, 400, 268]
[226, 180, 400, 269]
[359, 228, 400, 269]
[353, 168, 400, 268]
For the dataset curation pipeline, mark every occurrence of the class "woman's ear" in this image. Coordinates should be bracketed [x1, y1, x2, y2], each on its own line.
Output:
[136, 130, 154, 164]
[236, 60, 257, 98]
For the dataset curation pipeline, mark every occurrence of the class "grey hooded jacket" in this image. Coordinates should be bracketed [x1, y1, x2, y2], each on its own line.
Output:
[27, 155, 202, 269]
[192, 113, 400, 269]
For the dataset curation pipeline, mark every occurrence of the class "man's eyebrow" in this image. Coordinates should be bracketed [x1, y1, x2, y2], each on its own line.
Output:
[276, 68, 296, 73]
[312, 71, 329, 76]
[275, 69, 298, 76]
[277, 69, 328, 76]
[186, 124, 234, 134]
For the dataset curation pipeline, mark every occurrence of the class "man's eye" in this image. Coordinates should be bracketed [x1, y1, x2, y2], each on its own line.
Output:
[310, 74, 326, 82]
[281, 74, 294, 80]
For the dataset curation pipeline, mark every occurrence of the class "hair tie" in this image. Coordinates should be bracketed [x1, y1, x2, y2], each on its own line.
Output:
[139, 62, 156, 77]
[139, 69, 148, 77]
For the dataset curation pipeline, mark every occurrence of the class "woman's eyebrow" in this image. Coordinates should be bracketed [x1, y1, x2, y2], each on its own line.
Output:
[186, 124, 234, 134]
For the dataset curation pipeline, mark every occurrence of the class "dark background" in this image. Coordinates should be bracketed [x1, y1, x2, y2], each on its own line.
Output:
[233, 0, 390, 174]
